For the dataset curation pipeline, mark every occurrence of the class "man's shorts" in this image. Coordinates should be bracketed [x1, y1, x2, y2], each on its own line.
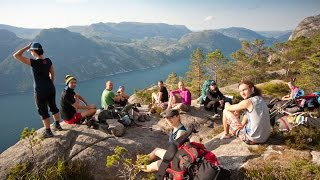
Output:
[63, 112, 82, 124]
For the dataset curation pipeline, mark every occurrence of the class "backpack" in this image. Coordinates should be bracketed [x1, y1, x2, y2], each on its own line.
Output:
[156, 125, 230, 180]
[198, 80, 215, 104]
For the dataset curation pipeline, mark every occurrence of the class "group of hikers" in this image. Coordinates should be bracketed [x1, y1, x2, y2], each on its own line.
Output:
[14, 42, 305, 177]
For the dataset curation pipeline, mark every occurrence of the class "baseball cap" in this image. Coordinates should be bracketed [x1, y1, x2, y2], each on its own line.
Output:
[28, 42, 42, 51]
[210, 80, 216, 85]
[164, 109, 179, 118]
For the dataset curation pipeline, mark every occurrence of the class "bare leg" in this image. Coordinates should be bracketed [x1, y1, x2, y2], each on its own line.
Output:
[222, 109, 231, 135]
[80, 108, 97, 118]
[53, 112, 60, 122]
[42, 118, 51, 129]
[151, 92, 158, 104]
[166, 95, 178, 110]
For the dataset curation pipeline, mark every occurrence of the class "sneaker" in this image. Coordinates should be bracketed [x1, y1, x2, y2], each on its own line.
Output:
[53, 122, 63, 131]
[42, 129, 54, 138]
[212, 114, 220, 119]
[220, 134, 231, 140]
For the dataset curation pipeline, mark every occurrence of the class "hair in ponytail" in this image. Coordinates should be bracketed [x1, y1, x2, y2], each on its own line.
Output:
[238, 80, 261, 97]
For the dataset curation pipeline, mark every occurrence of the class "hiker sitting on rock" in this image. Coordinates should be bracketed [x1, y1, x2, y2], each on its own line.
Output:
[204, 81, 225, 119]
[101, 81, 148, 122]
[282, 78, 300, 100]
[151, 81, 169, 105]
[166, 81, 191, 112]
[13, 42, 63, 138]
[115, 86, 130, 107]
[221, 80, 271, 144]
[61, 75, 97, 126]
[141, 109, 186, 172]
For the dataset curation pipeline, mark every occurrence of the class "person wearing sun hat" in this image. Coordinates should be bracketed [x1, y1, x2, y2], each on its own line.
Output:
[115, 85, 130, 107]
[13, 42, 63, 138]
[60, 75, 97, 127]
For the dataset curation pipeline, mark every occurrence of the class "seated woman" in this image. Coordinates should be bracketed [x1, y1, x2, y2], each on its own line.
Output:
[142, 109, 186, 172]
[220, 80, 271, 144]
[115, 86, 130, 107]
[203, 81, 225, 118]
[166, 81, 191, 112]
[282, 78, 300, 100]
[61, 75, 97, 125]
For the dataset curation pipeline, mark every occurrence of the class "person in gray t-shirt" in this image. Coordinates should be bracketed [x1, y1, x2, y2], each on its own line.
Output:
[220, 80, 271, 144]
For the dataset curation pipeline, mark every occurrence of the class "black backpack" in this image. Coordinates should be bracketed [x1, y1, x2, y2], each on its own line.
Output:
[156, 125, 231, 180]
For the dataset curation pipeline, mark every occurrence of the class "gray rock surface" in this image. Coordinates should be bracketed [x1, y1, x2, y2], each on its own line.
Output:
[311, 151, 320, 166]
[289, 14, 320, 40]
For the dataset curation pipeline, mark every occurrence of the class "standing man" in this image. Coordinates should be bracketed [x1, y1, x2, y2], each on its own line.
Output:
[61, 75, 97, 125]
[13, 42, 62, 138]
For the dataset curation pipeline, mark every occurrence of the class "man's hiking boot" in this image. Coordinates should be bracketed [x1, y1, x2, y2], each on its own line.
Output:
[42, 129, 54, 138]
[85, 118, 99, 129]
[53, 122, 63, 131]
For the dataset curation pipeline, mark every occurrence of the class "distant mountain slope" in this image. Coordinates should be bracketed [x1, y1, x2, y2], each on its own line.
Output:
[257, 30, 292, 38]
[289, 14, 320, 40]
[67, 22, 191, 42]
[0, 28, 168, 94]
[0, 24, 41, 39]
[163, 30, 241, 59]
[0, 29, 27, 63]
[216, 27, 267, 42]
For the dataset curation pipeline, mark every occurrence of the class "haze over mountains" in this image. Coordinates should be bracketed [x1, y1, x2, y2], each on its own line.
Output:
[0, 22, 291, 95]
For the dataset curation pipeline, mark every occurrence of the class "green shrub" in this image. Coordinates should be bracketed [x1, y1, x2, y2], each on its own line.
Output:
[259, 82, 289, 98]
[271, 126, 320, 151]
[20, 127, 43, 161]
[106, 146, 154, 180]
[245, 159, 320, 179]
[134, 87, 158, 105]
[7, 160, 92, 180]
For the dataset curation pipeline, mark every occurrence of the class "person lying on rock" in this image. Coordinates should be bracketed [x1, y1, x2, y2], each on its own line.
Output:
[61, 75, 97, 126]
[13, 42, 63, 138]
[220, 80, 271, 145]
[203, 81, 225, 119]
[166, 81, 191, 112]
[101, 81, 148, 122]
[115, 86, 130, 107]
[141, 109, 187, 172]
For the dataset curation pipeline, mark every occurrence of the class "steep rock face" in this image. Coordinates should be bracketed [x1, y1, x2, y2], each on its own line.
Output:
[289, 14, 320, 40]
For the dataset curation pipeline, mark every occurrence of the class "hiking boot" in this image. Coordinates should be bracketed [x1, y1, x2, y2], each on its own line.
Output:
[53, 122, 63, 131]
[42, 129, 54, 138]
[85, 118, 99, 129]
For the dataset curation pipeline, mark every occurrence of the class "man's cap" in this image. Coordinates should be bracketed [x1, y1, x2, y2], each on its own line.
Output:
[29, 42, 42, 50]
[65, 75, 76, 85]
[164, 109, 180, 118]
[210, 80, 217, 85]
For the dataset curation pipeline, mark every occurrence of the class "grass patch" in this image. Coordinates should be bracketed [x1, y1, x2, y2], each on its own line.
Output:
[134, 87, 158, 105]
[259, 82, 289, 98]
[244, 159, 320, 180]
[271, 126, 320, 151]
[248, 145, 268, 155]
[7, 160, 93, 180]
[212, 126, 225, 137]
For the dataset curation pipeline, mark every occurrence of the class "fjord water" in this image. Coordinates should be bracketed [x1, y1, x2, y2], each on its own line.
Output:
[0, 59, 189, 152]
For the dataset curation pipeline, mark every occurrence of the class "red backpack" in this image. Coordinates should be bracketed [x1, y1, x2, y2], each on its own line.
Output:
[156, 125, 230, 180]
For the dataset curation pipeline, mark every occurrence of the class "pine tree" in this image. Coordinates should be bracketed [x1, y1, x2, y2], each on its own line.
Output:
[186, 48, 206, 97]
[165, 72, 179, 90]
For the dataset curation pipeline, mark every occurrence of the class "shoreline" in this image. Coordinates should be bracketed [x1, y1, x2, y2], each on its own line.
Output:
[0, 61, 174, 97]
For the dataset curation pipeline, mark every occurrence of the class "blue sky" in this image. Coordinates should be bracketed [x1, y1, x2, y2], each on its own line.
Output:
[1, 0, 319, 31]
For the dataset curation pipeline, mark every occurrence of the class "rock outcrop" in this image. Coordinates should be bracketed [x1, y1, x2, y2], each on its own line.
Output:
[289, 14, 320, 40]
